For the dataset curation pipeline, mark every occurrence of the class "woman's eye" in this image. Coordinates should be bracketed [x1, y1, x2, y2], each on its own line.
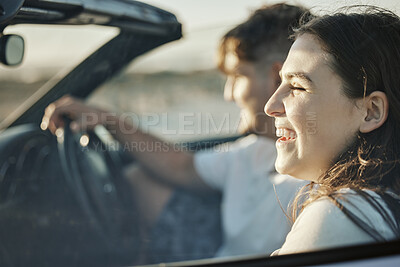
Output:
[289, 86, 306, 96]
[290, 86, 305, 91]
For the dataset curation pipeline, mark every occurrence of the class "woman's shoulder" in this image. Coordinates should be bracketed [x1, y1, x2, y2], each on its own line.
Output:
[277, 189, 396, 255]
[333, 189, 397, 228]
[298, 194, 377, 241]
[334, 189, 398, 237]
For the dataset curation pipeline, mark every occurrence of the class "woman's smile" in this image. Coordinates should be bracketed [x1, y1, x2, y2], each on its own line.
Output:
[275, 127, 297, 148]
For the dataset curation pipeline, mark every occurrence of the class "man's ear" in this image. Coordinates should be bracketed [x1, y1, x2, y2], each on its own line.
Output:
[270, 61, 283, 89]
[359, 91, 389, 133]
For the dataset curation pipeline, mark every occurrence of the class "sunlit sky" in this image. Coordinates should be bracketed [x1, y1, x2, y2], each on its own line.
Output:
[1, 0, 399, 80]
[133, 0, 399, 72]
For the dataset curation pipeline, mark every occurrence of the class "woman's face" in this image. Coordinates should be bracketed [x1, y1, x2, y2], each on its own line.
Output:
[264, 34, 364, 182]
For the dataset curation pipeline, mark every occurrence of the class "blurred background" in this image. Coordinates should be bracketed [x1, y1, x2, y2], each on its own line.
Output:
[1, 0, 399, 141]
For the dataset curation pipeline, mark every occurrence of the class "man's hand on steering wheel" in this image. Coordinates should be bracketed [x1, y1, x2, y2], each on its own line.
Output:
[41, 95, 110, 135]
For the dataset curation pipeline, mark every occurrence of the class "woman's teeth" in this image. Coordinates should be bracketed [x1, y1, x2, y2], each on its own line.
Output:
[276, 128, 297, 139]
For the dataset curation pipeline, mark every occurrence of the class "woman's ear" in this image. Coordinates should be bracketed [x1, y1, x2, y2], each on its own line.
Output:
[359, 91, 389, 133]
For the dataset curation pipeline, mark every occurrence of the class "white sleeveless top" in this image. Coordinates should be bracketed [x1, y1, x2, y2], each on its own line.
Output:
[273, 189, 399, 255]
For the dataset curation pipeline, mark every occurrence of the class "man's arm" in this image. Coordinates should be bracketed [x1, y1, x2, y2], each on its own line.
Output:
[109, 114, 213, 193]
[42, 96, 214, 194]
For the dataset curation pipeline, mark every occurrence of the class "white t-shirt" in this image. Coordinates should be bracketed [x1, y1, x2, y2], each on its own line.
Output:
[193, 134, 307, 257]
[275, 189, 398, 255]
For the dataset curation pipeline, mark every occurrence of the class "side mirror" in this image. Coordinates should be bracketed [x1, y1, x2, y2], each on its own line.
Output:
[0, 34, 24, 66]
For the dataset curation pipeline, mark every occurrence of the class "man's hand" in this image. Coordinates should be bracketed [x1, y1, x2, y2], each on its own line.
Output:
[41, 96, 211, 194]
[41, 95, 110, 134]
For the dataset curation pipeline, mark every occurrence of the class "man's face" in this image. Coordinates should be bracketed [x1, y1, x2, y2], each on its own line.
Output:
[223, 52, 277, 137]
[224, 53, 279, 137]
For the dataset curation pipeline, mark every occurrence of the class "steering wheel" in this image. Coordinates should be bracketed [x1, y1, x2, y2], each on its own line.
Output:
[0, 123, 139, 266]
[57, 119, 139, 261]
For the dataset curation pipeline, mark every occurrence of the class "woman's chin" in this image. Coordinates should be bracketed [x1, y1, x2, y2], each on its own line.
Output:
[274, 160, 316, 182]
[274, 159, 292, 176]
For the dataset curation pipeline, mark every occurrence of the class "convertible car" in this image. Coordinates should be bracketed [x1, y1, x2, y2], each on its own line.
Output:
[0, 0, 399, 266]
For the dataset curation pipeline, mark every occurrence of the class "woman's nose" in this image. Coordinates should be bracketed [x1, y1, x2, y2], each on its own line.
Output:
[264, 88, 285, 117]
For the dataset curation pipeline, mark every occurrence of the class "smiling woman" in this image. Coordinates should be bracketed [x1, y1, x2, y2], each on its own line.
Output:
[266, 33, 365, 183]
[265, 6, 400, 254]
